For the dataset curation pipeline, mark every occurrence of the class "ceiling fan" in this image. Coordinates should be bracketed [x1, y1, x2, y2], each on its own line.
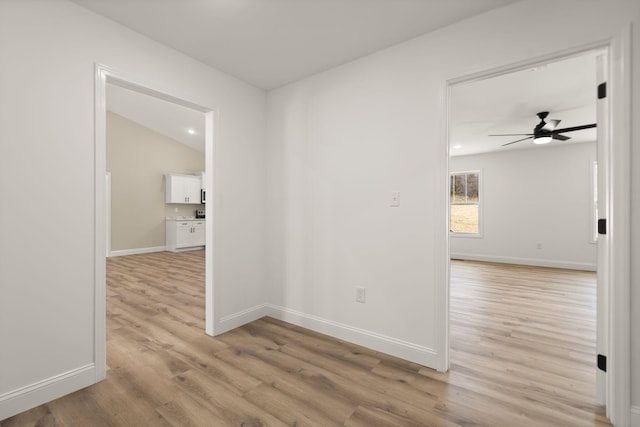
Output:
[490, 111, 597, 146]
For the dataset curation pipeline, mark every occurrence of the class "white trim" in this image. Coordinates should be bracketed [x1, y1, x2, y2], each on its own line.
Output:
[605, 24, 632, 427]
[0, 364, 95, 421]
[94, 65, 108, 383]
[449, 232, 483, 239]
[109, 246, 167, 257]
[630, 406, 640, 427]
[204, 110, 216, 336]
[595, 49, 608, 406]
[267, 305, 439, 368]
[450, 252, 597, 272]
[216, 304, 269, 334]
[106, 172, 111, 256]
[167, 246, 205, 253]
[94, 63, 218, 384]
[437, 77, 451, 372]
[589, 159, 598, 245]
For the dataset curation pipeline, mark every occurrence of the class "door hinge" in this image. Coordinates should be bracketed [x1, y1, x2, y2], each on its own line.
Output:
[598, 219, 607, 235]
[598, 82, 607, 99]
[597, 354, 607, 372]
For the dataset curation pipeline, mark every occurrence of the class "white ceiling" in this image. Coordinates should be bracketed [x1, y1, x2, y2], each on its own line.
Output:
[92, 0, 597, 157]
[109, 50, 600, 156]
[107, 84, 205, 152]
[72, 0, 518, 90]
[450, 51, 600, 156]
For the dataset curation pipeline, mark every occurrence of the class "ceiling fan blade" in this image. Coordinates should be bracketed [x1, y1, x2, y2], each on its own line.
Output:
[553, 123, 597, 133]
[542, 119, 560, 131]
[489, 133, 534, 137]
[502, 136, 533, 146]
[553, 134, 571, 141]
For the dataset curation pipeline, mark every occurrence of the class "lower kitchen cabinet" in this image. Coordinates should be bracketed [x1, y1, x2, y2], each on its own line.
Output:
[166, 219, 205, 252]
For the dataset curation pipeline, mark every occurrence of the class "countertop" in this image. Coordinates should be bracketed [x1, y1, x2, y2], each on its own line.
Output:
[165, 216, 206, 221]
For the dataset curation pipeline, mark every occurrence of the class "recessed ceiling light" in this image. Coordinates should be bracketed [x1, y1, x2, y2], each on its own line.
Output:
[187, 128, 196, 135]
[453, 145, 462, 149]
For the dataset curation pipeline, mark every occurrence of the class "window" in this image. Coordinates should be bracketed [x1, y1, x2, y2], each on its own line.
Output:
[450, 171, 480, 234]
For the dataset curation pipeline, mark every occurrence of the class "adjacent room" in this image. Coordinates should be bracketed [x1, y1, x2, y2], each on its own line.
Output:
[0, 1, 637, 426]
[105, 83, 209, 352]
[106, 84, 207, 259]
[448, 49, 605, 425]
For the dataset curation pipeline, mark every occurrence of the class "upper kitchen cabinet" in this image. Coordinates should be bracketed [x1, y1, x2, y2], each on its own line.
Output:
[165, 173, 202, 204]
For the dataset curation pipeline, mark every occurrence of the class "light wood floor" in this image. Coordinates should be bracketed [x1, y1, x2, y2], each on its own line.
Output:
[2, 254, 610, 426]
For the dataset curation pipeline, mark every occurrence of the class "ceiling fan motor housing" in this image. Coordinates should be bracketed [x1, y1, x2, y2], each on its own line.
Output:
[534, 111, 551, 137]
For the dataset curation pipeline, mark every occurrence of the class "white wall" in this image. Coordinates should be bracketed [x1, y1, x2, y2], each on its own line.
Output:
[450, 143, 597, 270]
[266, 0, 640, 420]
[1, 0, 639, 423]
[266, 60, 445, 366]
[0, 0, 266, 419]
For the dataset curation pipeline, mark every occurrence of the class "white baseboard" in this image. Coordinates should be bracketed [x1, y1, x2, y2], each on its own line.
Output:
[108, 246, 166, 257]
[631, 405, 640, 427]
[0, 364, 96, 421]
[266, 304, 438, 369]
[450, 252, 596, 271]
[166, 246, 205, 253]
[216, 303, 269, 335]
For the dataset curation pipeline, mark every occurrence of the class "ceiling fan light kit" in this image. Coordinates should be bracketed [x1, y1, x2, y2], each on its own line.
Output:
[490, 111, 596, 147]
[533, 136, 552, 144]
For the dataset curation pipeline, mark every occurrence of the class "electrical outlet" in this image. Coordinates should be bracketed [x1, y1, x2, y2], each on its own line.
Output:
[356, 287, 366, 303]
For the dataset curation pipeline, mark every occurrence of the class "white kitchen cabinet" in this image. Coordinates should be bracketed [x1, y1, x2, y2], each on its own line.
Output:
[191, 220, 205, 246]
[166, 219, 205, 251]
[165, 174, 202, 204]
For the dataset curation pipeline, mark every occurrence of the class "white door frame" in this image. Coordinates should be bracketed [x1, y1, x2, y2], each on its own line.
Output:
[595, 49, 608, 407]
[441, 27, 631, 425]
[93, 64, 217, 382]
[106, 172, 111, 257]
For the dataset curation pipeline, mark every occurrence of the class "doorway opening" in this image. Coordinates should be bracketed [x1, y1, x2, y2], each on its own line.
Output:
[105, 84, 208, 345]
[446, 48, 608, 418]
[94, 66, 216, 383]
[105, 83, 207, 260]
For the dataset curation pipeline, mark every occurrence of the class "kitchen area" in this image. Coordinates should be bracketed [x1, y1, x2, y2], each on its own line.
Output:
[106, 82, 207, 258]
[164, 172, 206, 252]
